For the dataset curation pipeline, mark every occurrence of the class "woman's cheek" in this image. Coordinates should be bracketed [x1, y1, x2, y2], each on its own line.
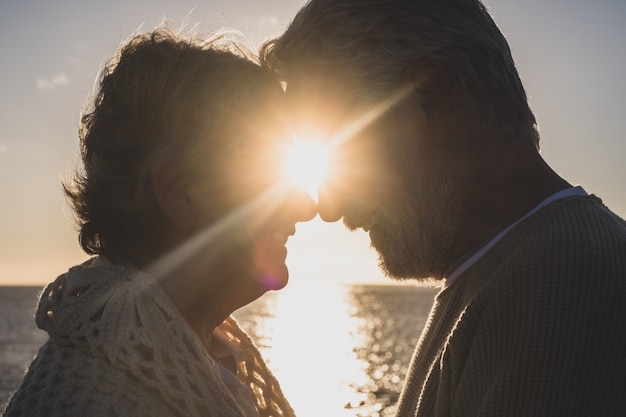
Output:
[251, 235, 289, 291]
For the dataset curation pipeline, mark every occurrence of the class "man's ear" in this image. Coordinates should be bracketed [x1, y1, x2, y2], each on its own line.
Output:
[402, 61, 448, 122]
[152, 170, 196, 232]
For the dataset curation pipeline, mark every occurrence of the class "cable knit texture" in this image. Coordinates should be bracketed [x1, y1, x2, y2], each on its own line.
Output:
[2, 257, 295, 417]
[395, 194, 626, 417]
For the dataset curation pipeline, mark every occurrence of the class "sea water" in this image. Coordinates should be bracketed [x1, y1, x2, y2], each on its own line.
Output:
[0, 284, 437, 417]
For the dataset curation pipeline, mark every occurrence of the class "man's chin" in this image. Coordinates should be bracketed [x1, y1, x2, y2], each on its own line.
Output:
[376, 249, 445, 284]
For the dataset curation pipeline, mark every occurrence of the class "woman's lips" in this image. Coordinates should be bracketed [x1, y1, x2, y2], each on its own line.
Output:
[270, 229, 290, 245]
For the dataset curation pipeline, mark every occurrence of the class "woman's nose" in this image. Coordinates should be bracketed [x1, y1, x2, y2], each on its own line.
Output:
[286, 186, 317, 223]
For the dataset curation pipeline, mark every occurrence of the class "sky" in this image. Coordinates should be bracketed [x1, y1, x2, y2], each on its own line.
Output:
[0, 0, 625, 286]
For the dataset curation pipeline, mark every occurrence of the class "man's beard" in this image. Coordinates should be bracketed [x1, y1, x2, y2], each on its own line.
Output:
[369, 157, 466, 282]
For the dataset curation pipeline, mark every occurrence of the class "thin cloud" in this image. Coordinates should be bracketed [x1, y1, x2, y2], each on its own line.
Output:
[67, 40, 90, 66]
[0, 143, 7, 156]
[36, 73, 69, 90]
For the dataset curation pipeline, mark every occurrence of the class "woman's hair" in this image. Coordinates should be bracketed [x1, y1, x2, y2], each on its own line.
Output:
[64, 25, 277, 261]
[260, 0, 539, 146]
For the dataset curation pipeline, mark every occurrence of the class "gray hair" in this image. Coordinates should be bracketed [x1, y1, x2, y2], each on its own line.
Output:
[260, 0, 539, 146]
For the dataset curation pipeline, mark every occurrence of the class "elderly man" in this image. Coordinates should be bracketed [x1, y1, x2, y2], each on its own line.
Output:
[260, 0, 626, 416]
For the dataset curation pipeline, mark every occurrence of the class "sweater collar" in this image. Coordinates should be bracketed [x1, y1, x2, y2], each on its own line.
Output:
[443, 186, 588, 289]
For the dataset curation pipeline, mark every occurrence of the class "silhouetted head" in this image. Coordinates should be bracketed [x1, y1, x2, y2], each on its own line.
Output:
[261, 0, 538, 146]
[64, 25, 315, 298]
[261, 0, 543, 280]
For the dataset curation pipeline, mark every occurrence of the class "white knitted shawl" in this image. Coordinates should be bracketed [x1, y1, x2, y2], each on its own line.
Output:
[3, 257, 295, 417]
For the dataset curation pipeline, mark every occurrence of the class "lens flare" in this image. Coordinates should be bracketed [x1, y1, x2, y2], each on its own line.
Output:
[283, 138, 331, 199]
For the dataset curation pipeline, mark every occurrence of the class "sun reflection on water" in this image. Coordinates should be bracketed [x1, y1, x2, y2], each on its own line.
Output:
[234, 284, 437, 417]
[251, 284, 367, 417]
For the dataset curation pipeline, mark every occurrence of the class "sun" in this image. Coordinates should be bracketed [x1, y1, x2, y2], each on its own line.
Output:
[283, 138, 332, 199]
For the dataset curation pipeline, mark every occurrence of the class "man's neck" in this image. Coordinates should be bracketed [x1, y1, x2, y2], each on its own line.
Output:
[447, 150, 572, 268]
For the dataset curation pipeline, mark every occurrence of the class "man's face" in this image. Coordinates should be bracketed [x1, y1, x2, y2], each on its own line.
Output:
[287, 78, 466, 281]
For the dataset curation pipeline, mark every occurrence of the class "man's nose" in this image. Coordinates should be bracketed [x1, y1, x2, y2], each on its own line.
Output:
[317, 178, 342, 222]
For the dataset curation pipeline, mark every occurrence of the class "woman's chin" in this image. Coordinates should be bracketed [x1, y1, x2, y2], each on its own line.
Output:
[257, 267, 289, 292]
[251, 237, 290, 292]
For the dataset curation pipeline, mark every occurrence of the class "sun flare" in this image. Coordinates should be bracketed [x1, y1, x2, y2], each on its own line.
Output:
[283, 138, 332, 199]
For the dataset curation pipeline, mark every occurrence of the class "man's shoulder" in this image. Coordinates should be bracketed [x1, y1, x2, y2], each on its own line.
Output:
[497, 194, 626, 268]
[465, 193, 626, 314]
[540, 193, 626, 237]
[455, 193, 626, 340]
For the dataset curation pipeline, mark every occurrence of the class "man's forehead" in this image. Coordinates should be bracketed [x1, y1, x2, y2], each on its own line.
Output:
[285, 76, 341, 104]
[284, 76, 369, 136]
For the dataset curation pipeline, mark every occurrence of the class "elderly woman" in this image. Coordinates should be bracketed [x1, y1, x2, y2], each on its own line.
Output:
[3, 26, 315, 417]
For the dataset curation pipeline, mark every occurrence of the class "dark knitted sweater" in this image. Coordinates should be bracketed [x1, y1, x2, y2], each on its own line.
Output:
[396, 194, 626, 417]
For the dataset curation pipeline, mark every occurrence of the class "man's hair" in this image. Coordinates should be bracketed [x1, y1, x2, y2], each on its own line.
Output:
[64, 25, 275, 261]
[260, 0, 539, 146]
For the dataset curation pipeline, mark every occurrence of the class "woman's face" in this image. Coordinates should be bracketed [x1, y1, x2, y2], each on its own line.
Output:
[227, 142, 316, 294]
[189, 83, 316, 305]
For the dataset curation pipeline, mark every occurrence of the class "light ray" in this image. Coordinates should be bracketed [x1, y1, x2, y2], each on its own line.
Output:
[145, 85, 413, 286]
[146, 180, 291, 282]
[326, 84, 414, 150]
